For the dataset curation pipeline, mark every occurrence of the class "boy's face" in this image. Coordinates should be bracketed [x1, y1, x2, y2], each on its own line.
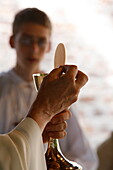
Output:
[10, 23, 51, 72]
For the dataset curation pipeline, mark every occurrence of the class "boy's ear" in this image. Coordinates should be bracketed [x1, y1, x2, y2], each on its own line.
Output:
[46, 41, 51, 53]
[9, 35, 15, 48]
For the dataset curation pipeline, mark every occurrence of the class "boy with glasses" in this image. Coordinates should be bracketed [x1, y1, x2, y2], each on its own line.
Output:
[0, 8, 98, 170]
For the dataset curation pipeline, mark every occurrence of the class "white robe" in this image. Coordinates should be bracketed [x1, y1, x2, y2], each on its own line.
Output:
[0, 118, 47, 170]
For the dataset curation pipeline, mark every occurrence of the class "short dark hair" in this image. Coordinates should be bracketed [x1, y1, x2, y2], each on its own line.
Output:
[12, 8, 52, 35]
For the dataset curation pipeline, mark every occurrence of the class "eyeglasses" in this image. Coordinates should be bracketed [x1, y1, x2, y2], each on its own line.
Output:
[15, 34, 49, 48]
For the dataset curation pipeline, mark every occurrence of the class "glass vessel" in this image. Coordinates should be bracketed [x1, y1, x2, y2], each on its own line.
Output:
[33, 73, 82, 170]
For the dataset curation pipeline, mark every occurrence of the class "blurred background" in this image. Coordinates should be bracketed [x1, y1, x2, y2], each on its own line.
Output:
[1, 0, 113, 150]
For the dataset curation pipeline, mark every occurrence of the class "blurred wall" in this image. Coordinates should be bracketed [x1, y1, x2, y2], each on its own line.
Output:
[1, 0, 113, 149]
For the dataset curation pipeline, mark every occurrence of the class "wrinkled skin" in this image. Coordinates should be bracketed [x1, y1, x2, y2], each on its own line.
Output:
[28, 65, 88, 133]
[42, 109, 71, 143]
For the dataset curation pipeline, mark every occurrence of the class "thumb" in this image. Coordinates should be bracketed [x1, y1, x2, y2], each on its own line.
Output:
[48, 66, 64, 80]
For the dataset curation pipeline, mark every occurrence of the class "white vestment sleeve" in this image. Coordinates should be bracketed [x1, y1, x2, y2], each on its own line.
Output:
[0, 118, 47, 170]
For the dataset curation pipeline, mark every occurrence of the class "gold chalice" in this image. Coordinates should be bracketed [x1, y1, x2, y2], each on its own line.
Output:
[33, 43, 82, 170]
